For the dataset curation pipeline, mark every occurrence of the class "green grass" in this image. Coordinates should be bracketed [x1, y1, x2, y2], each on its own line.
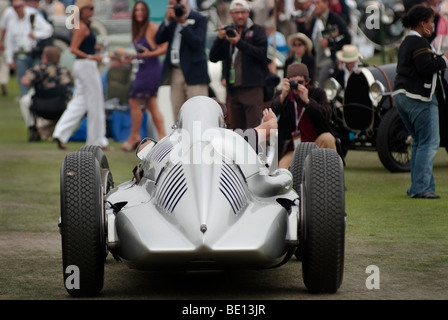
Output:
[0, 76, 139, 233]
[1, 73, 448, 299]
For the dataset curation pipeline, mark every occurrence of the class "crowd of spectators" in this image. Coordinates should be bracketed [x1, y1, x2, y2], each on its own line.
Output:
[1, 0, 444, 197]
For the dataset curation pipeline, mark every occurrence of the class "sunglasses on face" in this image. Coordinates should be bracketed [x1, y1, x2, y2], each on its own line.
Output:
[86, 6, 94, 10]
[293, 42, 304, 47]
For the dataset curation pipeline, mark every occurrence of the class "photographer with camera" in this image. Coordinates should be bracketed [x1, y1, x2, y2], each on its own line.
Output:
[302, 0, 351, 87]
[270, 62, 338, 169]
[155, 0, 210, 120]
[209, 0, 268, 130]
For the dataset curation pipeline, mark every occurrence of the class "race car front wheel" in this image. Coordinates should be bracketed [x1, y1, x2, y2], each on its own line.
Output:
[301, 148, 345, 293]
[60, 151, 106, 297]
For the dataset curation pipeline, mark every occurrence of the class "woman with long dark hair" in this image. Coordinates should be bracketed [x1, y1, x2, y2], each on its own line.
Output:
[393, 4, 448, 199]
[121, 1, 167, 152]
[52, 0, 110, 150]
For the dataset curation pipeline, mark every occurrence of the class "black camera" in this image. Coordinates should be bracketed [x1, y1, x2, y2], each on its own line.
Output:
[224, 24, 237, 38]
[174, 0, 185, 18]
[136, 44, 145, 53]
[289, 80, 299, 89]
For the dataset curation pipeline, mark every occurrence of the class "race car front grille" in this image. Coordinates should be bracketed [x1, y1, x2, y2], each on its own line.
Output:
[155, 162, 187, 213]
[148, 139, 174, 163]
[219, 163, 248, 214]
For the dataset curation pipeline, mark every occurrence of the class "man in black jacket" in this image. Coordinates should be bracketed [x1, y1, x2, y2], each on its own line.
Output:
[270, 62, 337, 169]
[300, 0, 351, 87]
[209, 0, 267, 130]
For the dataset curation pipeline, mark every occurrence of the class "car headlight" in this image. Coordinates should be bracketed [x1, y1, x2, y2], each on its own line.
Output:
[324, 77, 342, 101]
[369, 81, 386, 106]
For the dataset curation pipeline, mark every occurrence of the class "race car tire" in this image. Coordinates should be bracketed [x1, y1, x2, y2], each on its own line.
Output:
[61, 151, 106, 297]
[288, 142, 318, 194]
[79, 145, 114, 193]
[376, 107, 411, 173]
[301, 148, 345, 293]
[289, 142, 318, 260]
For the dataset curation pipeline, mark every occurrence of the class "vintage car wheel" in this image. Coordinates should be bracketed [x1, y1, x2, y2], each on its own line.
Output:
[79, 145, 114, 193]
[289, 142, 318, 260]
[376, 107, 411, 172]
[60, 151, 107, 297]
[288, 142, 318, 194]
[301, 148, 345, 293]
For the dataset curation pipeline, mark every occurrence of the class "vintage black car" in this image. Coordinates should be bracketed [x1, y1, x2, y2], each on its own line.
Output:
[325, 63, 448, 172]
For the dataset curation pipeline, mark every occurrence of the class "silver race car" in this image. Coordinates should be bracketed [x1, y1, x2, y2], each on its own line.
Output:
[59, 96, 346, 297]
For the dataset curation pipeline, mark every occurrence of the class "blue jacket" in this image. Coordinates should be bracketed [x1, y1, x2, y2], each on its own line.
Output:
[155, 10, 210, 86]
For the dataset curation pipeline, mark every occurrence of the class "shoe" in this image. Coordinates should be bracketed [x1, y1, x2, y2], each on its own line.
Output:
[28, 127, 41, 142]
[412, 192, 440, 199]
[102, 145, 115, 151]
[1, 84, 7, 96]
[121, 141, 139, 152]
[54, 138, 67, 150]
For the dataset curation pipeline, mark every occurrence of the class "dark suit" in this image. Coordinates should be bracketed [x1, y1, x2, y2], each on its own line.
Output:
[302, 11, 351, 62]
[155, 10, 210, 86]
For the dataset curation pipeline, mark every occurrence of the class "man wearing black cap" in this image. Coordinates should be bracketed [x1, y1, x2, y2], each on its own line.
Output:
[270, 62, 337, 168]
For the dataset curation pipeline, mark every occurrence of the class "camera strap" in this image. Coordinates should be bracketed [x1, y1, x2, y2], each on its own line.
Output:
[294, 99, 306, 129]
[229, 45, 239, 84]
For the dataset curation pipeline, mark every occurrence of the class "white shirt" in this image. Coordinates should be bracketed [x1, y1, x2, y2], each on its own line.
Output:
[4, 8, 53, 63]
[0, 6, 38, 30]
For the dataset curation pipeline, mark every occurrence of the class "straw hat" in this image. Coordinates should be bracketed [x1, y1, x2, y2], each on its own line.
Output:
[287, 32, 313, 52]
[74, 0, 94, 11]
[336, 44, 362, 63]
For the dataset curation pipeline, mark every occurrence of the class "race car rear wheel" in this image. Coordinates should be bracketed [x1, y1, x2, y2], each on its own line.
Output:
[60, 151, 106, 297]
[301, 148, 345, 293]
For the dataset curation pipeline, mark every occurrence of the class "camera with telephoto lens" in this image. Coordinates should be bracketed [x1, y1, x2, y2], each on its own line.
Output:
[224, 24, 237, 38]
[174, 0, 185, 18]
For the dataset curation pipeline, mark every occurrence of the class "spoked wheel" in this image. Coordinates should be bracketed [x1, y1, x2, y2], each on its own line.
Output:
[376, 107, 411, 172]
[60, 150, 108, 297]
[288, 142, 318, 260]
[301, 148, 345, 294]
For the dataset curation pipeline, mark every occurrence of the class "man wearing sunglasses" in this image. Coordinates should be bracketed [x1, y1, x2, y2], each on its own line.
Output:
[270, 62, 338, 169]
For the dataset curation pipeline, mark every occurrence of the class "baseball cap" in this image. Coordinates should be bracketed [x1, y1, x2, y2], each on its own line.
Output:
[230, 0, 250, 11]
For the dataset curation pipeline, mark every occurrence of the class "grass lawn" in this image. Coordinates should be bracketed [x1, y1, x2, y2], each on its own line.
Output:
[1, 74, 447, 300]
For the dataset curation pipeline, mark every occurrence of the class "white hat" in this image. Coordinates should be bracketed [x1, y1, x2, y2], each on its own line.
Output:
[336, 45, 362, 63]
[230, 0, 250, 11]
[287, 32, 313, 52]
